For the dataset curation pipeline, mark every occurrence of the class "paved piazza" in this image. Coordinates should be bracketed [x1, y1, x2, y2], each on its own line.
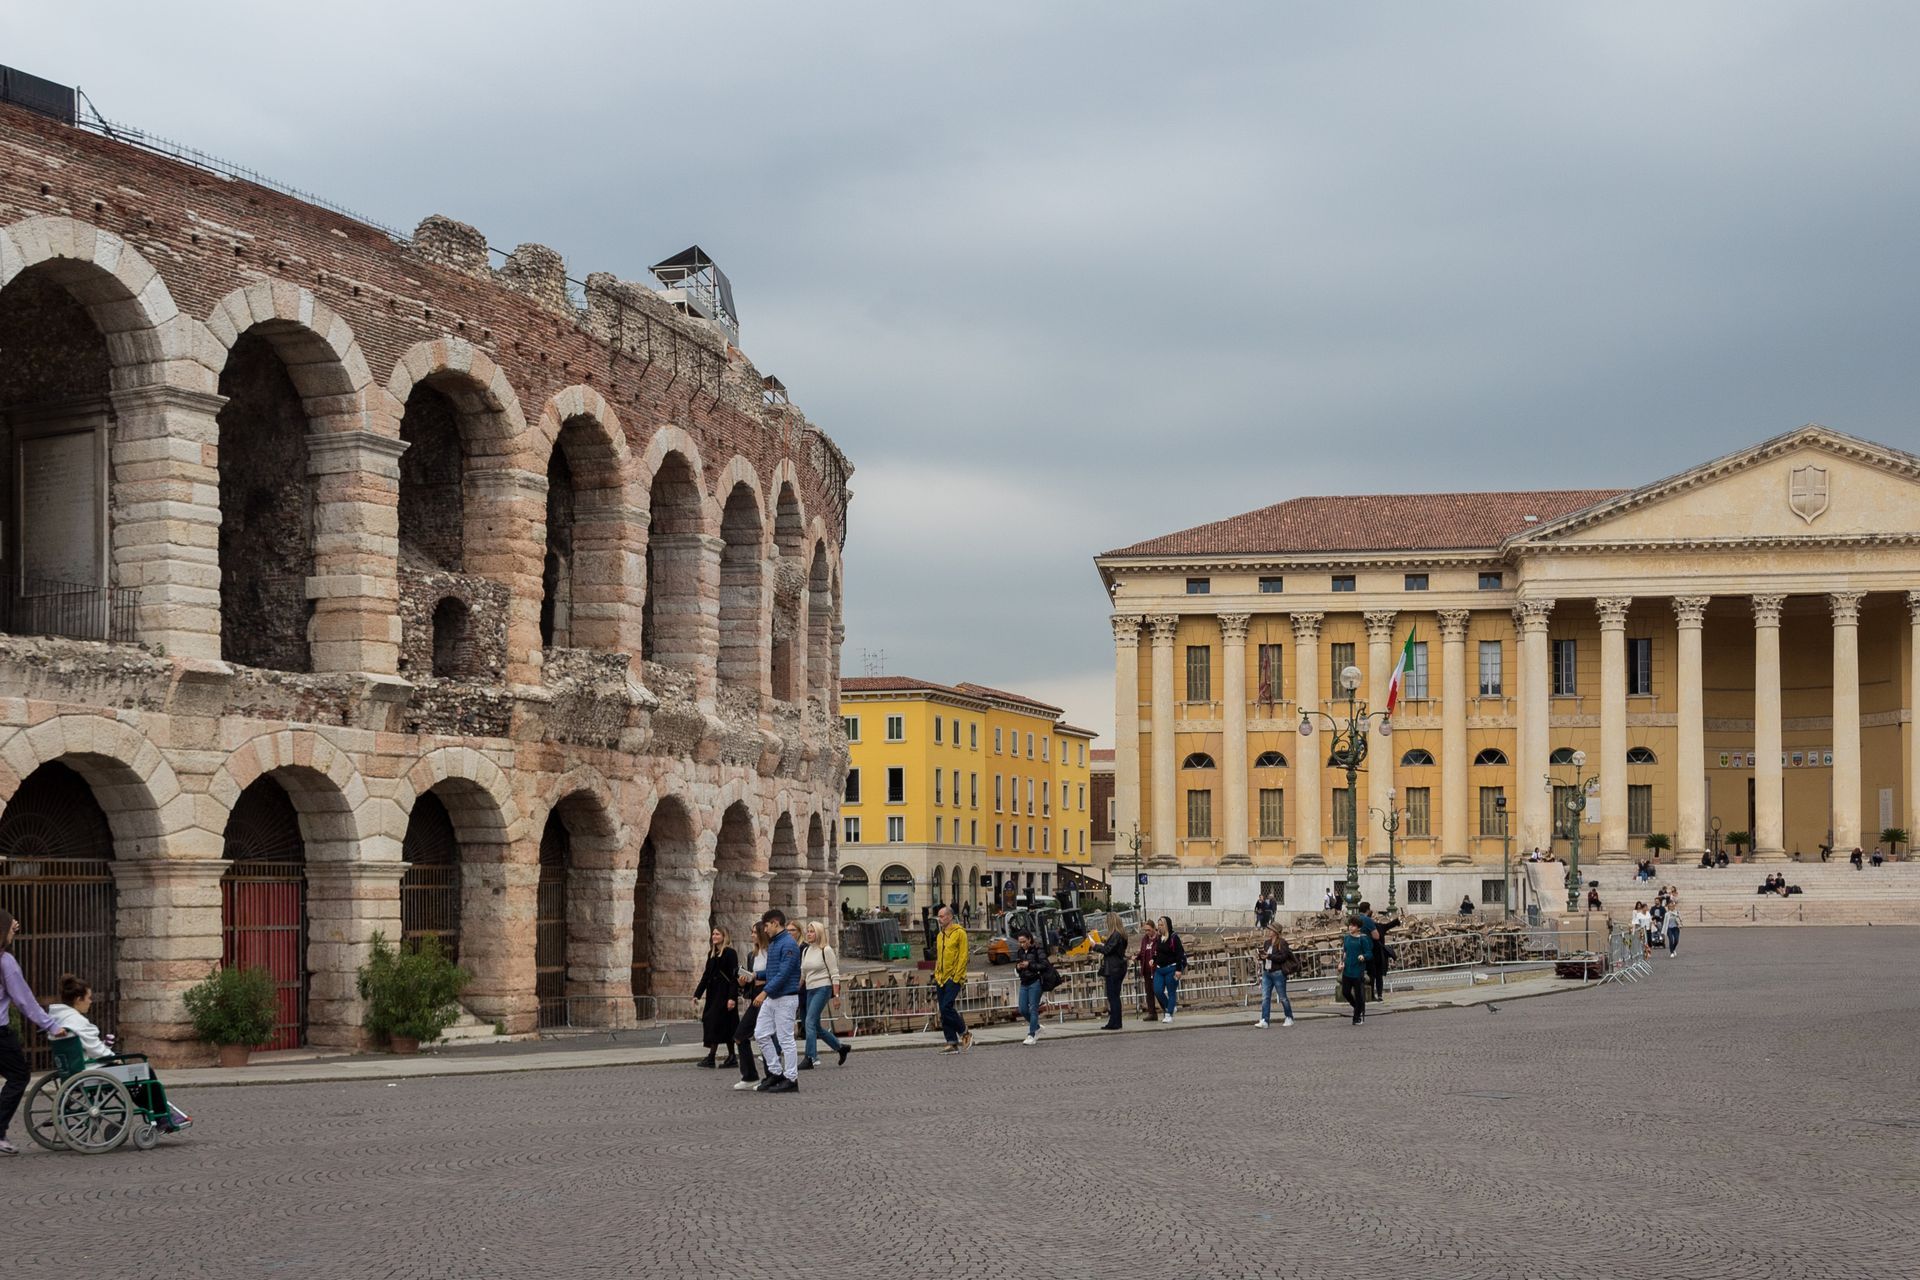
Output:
[7, 928, 1917, 1280]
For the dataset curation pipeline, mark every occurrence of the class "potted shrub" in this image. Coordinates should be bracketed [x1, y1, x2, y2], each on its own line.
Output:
[1725, 830, 1752, 862]
[1642, 833, 1672, 862]
[1880, 827, 1908, 860]
[357, 932, 471, 1054]
[182, 966, 280, 1067]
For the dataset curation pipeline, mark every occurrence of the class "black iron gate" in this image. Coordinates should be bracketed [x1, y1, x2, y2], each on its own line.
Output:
[535, 817, 568, 1027]
[401, 792, 461, 959]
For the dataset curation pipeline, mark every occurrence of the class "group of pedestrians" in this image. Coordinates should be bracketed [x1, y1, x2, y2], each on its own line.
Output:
[693, 909, 852, 1095]
[1630, 889, 1683, 956]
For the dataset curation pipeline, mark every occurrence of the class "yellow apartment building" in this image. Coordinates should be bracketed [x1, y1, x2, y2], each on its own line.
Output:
[837, 676, 1094, 918]
[1095, 427, 1920, 923]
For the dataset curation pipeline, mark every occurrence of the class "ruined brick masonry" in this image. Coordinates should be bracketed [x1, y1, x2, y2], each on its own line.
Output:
[0, 101, 851, 1061]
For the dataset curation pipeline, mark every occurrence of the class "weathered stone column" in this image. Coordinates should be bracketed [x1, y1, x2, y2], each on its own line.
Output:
[1515, 599, 1555, 852]
[1830, 591, 1866, 852]
[1910, 593, 1920, 852]
[1437, 609, 1471, 864]
[465, 466, 549, 690]
[829, 623, 846, 715]
[1111, 614, 1144, 860]
[110, 385, 227, 661]
[1291, 612, 1324, 864]
[460, 841, 540, 1034]
[566, 866, 640, 1028]
[644, 530, 724, 708]
[305, 859, 406, 1051]
[305, 430, 406, 676]
[1364, 610, 1398, 862]
[1147, 614, 1179, 867]
[1219, 613, 1251, 865]
[1598, 596, 1633, 859]
[573, 497, 649, 661]
[1673, 596, 1711, 857]
[1752, 593, 1788, 859]
[649, 843, 718, 1009]
[112, 858, 226, 1066]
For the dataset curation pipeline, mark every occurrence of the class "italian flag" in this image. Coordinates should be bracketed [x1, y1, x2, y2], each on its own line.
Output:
[1384, 629, 1416, 714]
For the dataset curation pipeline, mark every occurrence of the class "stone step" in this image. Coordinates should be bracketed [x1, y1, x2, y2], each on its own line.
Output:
[437, 1009, 513, 1046]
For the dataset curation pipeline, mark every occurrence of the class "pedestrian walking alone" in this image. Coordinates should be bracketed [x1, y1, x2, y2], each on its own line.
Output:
[1136, 919, 1160, 1019]
[694, 926, 739, 1069]
[1013, 930, 1049, 1044]
[1, 908, 62, 1156]
[1665, 907, 1681, 957]
[1255, 924, 1297, 1028]
[732, 922, 769, 1089]
[752, 908, 802, 1092]
[1096, 913, 1129, 1030]
[799, 920, 850, 1069]
[934, 905, 973, 1053]
[1341, 916, 1372, 1025]
[1152, 916, 1186, 1023]
[1358, 901, 1391, 1001]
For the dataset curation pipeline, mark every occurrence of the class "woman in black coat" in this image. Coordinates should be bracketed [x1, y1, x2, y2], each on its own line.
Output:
[694, 926, 740, 1068]
[1095, 912, 1130, 1030]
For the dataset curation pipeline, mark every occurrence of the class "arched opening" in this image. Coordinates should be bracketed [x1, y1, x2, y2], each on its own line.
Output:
[398, 384, 465, 573]
[1474, 748, 1509, 767]
[634, 796, 698, 1004]
[400, 791, 461, 958]
[770, 484, 805, 702]
[712, 802, 762, 936]
[221, 776, 309, 1051]
[879, 864, 914, 918]
[1400, 749, 1436, 767]
[717, 482, 765, 694]
[1182, 752, 1217, 770]
[431, 596, 471, 679]
[839, 865, 870, 915]
[770, 812, 802, 922]
[1549, 746, 1579, 766]
[540, 442, 576, 649]
[806, 544, 832, 705]
[931, 863, 946, 910]
[536, 812, 570, 1028]
[967, 864, 981, 914]
[951, 865, 963, 909]
[0, 762, 117, 1067]
[1254, 751, 1289, 768]
[805, 813, 829, 921]
[1627, 746, 1658, 765]
[641, 452, 703, 671]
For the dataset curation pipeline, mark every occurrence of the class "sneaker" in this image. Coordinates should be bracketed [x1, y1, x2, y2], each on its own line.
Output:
[1031, 1025, 1042, 1040]
[836, 1045, 851, 1066]
[1282, 1017, 1294, 1027]
[0, 1139, 17, 1157]
[1254, 1019, 1268, 1028]
[798, 1059, 815, 1070]
[961, 1031, 974, 1050]
[732, 1079, 759, 1090]
[1022, 1035, 1036, 1045]
[939, 1044, 960, 1054]
[772, 1077, 799, 1093]
[754, 1077, 780, 1092]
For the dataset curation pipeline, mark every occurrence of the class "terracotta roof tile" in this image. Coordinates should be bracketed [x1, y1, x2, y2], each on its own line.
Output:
[840, 676, 974, 697]
[1103, 489, 1628, 558]
[953, 682, 1064, 716]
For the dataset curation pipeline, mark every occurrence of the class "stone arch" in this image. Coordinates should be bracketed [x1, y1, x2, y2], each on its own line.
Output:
[639, 428, 711, 679]
[532, 772, 628, 1027]
[384, 338, 526, 443]
[770, 474, 807, 703]
[769, 811, 803, 921]
[717, 473, 767, 697]
[635, 792, 702, 1006]
[204, 283, 377, 417]
[806, 540, 834, 707]
[206, 731, 372, 865]
[0, 716, 189, 858]
[532, 390, 637, 655]
[804, 811, 830, 923]
[712, 801, 764, 939]
[221, 772, 313, 1050]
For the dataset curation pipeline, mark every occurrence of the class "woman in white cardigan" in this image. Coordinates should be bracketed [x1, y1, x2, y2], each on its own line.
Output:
[798, 920, 851, 1069]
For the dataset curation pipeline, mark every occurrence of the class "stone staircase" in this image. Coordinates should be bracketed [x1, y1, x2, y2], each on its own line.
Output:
[1580, 858, 1920, 926]
[437, 1008, 514, 1046]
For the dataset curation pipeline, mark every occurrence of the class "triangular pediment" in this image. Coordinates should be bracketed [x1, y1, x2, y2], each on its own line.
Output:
[1508, 426, 1920, 548]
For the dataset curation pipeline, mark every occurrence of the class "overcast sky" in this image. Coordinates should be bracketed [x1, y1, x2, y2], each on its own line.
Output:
[18, 3, 1920, 741]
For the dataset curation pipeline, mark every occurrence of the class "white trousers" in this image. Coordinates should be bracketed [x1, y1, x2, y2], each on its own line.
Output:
[753, 993, 800, 1079]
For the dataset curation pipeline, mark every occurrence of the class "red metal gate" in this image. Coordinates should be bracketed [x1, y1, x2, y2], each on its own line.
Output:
[220, 861, 307, 1052]
[535, 817, 568, 1027]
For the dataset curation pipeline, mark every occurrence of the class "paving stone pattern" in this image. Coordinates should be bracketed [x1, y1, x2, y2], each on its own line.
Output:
[6, 928, 1917, 1280]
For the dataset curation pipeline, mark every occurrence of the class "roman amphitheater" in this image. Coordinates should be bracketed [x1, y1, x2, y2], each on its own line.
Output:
[0, 95, 851, 1061]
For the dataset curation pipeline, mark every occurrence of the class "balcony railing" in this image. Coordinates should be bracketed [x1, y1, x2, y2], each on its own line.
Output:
[0, 576, 136, 643]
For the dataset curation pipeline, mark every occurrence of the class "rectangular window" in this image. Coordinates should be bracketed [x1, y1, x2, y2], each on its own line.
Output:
[1628, 638, 1653, 697]
[1331, 574, 1356, 592]
[1078, 742, 1085, 766]
[970, 820, 978, 845]
[934, 772, 943, 805]
[970, 774, 979, 808]
[1026, 733, 1035, 759]
[951, 718, 960, 745]
[1077, 783, 1085, 810]
[995, 822, 1004, 850]
[886, 815, 904, 843]
[1258, 788, 1285, 838]
[1628, 784, 1653, 837]
[933, 718, 943, 744]
[1027, 779, 1035, 815]
[1405, 786, 1432, 837]
[886, 767, 905, 804]
[1551, 639, 1577, 697]
[1404, 573, 1429, 592]
[1257, 643, 1284, 703]
[1478, 641, 1503, 697]
[1332, 789, 1351, 837]
[1042, 737, 1050, 762]
[1260, 880, 1286, 904]
[1187, 881, 1213, 906]
[952, 769, 960, 806]
[1552, 784, 1579, 839]
[994, 775, 1003, 811]
[1481, 878, 1505, 905]
[1042, 785, 1051, 818]
[970, 723, 979, 749]
[1042, 828, 1050, 852]
[1187, 789, 1213, 838]
[1027, 824, 1035, 850]
[994, 727, 1003, 753]
[1259, 576, 1284, 594]
[1406, 641, 1429, 700]
[844, 816, 860, 843]
[843, 769, 861, 804]
[1078, 830, 1084, 853]
[1330, 642, 1356, 693]
[935, 816, 943, 843]
[1407, 879, 1433, 905]
[885, 714, 905, 742]
[842, 716, 860, 742]
[1186, 577, 1211, 595]
[1479, 572, 1503, 590]
[1479, 787, 1506, 837]
[1107, 797, 1116, 827]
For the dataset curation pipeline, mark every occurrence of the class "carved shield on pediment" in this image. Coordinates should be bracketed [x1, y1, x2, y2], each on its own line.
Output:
[1788, 464, 1829, 524]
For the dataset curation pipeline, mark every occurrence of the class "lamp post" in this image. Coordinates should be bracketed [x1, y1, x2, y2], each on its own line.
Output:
[1124, 823, 1146, 917]
[1547, 749, 1598, 913]
[1496, 794, 1511, 920]
[1370, 787, 1404, 914]
[1300, 664, 1392, 916]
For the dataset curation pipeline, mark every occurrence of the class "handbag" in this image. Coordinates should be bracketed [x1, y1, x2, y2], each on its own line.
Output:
[1040, 961, 1065, 993]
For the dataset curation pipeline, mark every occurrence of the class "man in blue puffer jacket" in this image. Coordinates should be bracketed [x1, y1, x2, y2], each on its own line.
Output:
[752, 908, 802, 1093]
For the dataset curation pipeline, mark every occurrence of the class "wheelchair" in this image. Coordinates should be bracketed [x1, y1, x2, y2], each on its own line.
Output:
[23, 1034, 189, 1155]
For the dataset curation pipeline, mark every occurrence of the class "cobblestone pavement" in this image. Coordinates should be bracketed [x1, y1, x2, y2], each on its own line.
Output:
[6, 927, 1917, 1280]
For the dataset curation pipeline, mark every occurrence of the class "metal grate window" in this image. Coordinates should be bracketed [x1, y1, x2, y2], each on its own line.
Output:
[1628, 638, 1653, 696]
[1186, 789, 1213, 839]
[1257, 643, 1284, 703]
[1185, 645, 1212, 702]
[1405, 787, 1432, 837]
[1479, 787, 1506, 837]
[1330, 643, 1356, 694]
[1258, 788, 1285, 838]
[1551, 639, 1578, 696]
[1332, 789, 1351, 837]
[1629, 784, 1653, 837]
[1478, 641, 1503, 697]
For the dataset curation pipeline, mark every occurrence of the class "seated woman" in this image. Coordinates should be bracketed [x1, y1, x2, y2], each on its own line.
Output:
[1758, 874, 1777, 895]
[46, 974, 188, 1133]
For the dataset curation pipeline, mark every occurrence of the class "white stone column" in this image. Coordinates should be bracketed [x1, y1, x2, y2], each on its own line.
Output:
[110, 385, 227, 661]
[304, 431, 407, 676]
[1291, 612, 1324, 864]
[1111, 613, 1144, 861]
[305, 860, 407, 1051]
[1147, 614, 1179, 867]
[1219, 613, 1251, 865]
[1673, 596, 1710, 857]
[1830, 591, 1866, 851]
[112, 858, 227, 1066]
[1598, 596, 1633, 859]
[1364, 610, 1398, 862]
[1438, 609, 1471, 864]
[1752, 593, 1787, 859]
[1515, 599, 1555, 852]
[1909, 592, 1920, 846]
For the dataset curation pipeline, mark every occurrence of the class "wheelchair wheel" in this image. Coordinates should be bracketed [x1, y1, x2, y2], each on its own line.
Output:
[23, 1073, 67, 1152]
[130, 1124, 161, 1151]
[53, 1071, 136, 1155]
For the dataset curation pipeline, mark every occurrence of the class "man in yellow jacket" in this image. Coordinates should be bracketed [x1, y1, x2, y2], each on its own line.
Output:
[933, 904, 973, 1053]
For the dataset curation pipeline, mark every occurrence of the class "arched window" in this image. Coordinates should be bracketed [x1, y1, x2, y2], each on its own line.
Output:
[1626, 746, 1658, 765]
[1400, 748, 1435, 767]
[431, 597, 470, 679]
[1549, 746, 1578, 765]
[1181, 752, 1216, 769]
[1253, 751, 1288, 768]
[1473, 748, 1509, 766]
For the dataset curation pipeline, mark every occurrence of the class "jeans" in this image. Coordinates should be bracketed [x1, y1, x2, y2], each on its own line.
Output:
[1666, 926, 1680, 955]
[0, 1026, 28, 1137]
[1260, 972, 1293, 1022]
[1153, 966, 1180, 1016]
[937, 980, 967, 1044]
[753, 993, 800, 1079]
[1103, 970, 1124, 1027]
[1018, 981, 1042, 1035]
[803, 986, 844, 1062]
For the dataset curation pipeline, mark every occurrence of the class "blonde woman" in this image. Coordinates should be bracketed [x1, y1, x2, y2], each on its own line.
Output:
[799, 920, 850, 1068]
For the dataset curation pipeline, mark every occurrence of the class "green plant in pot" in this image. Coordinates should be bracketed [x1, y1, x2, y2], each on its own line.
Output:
[182, 966, 281, 1067]
[357, 933, 471, 1053]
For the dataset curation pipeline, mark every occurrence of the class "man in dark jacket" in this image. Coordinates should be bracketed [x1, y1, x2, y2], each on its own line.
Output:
[752, 908, 802, 1093]
[1357, 901, 1392, 1001]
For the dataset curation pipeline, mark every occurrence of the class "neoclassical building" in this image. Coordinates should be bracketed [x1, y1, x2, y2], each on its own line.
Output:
[0, 88, 848, 1060]
[1096, 427, 1920, 917]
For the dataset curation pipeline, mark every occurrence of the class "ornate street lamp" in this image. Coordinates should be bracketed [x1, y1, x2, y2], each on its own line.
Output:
[1547, 748, 1598, 913]
[1370, 786, 1404, 914]
[1300, 664, 1392, 916]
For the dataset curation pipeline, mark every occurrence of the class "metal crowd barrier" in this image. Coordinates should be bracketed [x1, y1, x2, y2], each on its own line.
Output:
[532, 994, 662, 1038]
